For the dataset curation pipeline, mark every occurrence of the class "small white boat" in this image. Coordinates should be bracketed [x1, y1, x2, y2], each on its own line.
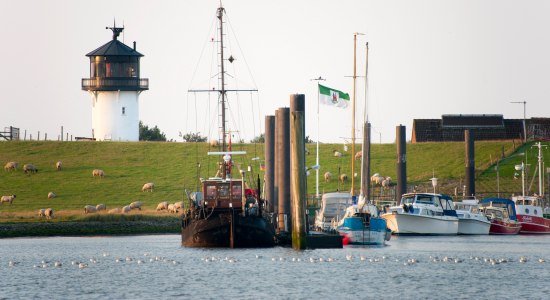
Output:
[454, 199, 490, 235]
[314, 192, 353, 231]
[336, 200, 391, 245]
[381, 193, 458, 235]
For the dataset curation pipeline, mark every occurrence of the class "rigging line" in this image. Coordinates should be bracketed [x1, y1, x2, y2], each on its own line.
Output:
[249, 91, 257, 158]
[225, 14, 258, 89]
[187, 14, 217, 91]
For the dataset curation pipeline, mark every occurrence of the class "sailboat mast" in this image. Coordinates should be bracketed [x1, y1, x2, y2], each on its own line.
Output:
[217, 5, 228, 178]
[360, 42, 370, 201]
[351, 33, 358, 196]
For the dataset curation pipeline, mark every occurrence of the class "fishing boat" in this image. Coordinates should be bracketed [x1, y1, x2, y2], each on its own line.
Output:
[479, 198, 521, 235]
[381, 193, 459, 235]
[510, 143, 550, 234]
[512, 195, 550, 233]
[454, 198, 490, 235]
[181, 3, 276, 248]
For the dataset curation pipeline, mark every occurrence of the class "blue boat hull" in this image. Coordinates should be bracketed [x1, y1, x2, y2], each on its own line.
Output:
[338, 217, 390, 245]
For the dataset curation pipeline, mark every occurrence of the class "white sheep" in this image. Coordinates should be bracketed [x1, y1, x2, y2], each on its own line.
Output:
[84, 205, 97, 214]
[340, 174, 348, 183]
[209, 140, 219, 147]
[44, 208, 54, 219]
[47, 192, 56, 199]
[108, 208, 121, 214]
[23, 164, 38, 174]
[129, 201, 143, 210]
[121, 205, 131, 214]
[38, 209, 46, 218]
[333, 150, 343, 158]
[156, 201, 168, 211]
[0, 195, 16, 204]
[381, 177, 392, 189]
[371, 174, 385, 186]
[142, 183, 154, 192]
[55, 161, 62, 171]
[324, 172, 332, 182]
[96, 204, 106, 211]
[355, 151, 363, 160]
[92, 169, 105, 178]
[174, 201, 183, 210]
[4, 162, 18, 171]
[168, 204, 178, 213]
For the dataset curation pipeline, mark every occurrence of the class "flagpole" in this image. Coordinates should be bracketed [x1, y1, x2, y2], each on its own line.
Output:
[311, 77, 326, 199]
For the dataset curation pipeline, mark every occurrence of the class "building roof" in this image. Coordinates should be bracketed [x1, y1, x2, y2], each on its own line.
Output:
[86, 39, 143, 57]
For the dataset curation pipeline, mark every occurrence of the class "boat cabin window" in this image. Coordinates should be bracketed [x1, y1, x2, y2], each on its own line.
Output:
[502, 210, 509, 219]
[231, 185, 242, 198]
[440, 198, 454, 210]
[416, 195, 433, 205]
[206, 185, 217, 199]
[401, 196, 415, 205]
[218, 185, 230, 198]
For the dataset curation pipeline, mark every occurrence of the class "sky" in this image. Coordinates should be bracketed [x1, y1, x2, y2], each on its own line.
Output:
[1, 0, 549, 143]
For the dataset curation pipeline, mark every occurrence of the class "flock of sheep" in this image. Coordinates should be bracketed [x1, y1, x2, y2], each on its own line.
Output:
[2, 161, 183, 220]
[321, 150, 392, 189]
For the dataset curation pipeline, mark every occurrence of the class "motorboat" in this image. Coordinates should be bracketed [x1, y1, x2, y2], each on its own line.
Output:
[314, 192, 353, 231]
[479, 198, 521, 235]
[381, 193, 458, 235]
[454, 199, 490, 235]
[336, 200, 391, 245]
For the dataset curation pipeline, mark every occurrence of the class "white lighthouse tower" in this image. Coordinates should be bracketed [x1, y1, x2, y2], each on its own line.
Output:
[82, 24, 148, 141]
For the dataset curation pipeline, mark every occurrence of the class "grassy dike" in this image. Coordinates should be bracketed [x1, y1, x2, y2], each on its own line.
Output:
[0, 140, 520, 237]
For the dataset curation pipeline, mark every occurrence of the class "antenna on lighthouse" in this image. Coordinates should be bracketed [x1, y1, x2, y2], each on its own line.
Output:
[106, 19, 124, 40]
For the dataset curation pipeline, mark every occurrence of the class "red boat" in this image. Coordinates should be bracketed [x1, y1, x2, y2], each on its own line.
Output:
[480, 198, 521, 235]
[512, 196, 550, 234]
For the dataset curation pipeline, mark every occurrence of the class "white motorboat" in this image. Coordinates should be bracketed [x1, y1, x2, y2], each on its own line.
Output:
[314, 192, 353, 231]
[381, 193, 458, 235]
[454, 199, 490, 235]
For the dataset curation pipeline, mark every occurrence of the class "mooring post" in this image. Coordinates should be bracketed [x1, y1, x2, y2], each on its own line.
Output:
[396, 125, 407, 204]
[290, 94, 307, 250]
[465, 130, 475, 198]
[360, 122, 371, 202]
[37, 131, 40, 141]
[265, 115, 276, 213]
[276, 107, 290, 232]
[61, 126, 63, 142]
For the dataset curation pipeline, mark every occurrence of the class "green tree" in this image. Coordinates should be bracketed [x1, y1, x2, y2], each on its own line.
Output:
[250, 133, 265, 143]
[181, 132, 207, 142]
[139, 121, 167, 141]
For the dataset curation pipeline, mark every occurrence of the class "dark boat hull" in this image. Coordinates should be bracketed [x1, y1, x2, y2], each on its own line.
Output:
[181, 211, 276, 248]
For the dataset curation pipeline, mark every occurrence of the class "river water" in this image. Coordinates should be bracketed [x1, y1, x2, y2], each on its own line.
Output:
[1, 234, 549, 299]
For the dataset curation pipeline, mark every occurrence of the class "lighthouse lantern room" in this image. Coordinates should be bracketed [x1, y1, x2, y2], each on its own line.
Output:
[82, 24, 148, 141]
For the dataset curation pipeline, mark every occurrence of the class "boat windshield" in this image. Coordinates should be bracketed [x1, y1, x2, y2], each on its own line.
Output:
[401, 196, 415, 205]
[416, 195, 434, 205]
[484, 208, 503, 220]
[323, 203, 347, 218]
[440, 198, 454, 210]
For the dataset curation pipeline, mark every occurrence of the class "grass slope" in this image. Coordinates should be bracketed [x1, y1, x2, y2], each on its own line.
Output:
[0, 140, 525, 220]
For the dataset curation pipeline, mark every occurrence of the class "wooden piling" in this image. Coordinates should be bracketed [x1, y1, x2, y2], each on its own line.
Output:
[265, 115, 276, 213]
[396, 125, 407, 204]
[290, 94, 307, 250]
[465, 130, 475, 197]
[61, 126, 63, 142]
[276, 107, 290, 232]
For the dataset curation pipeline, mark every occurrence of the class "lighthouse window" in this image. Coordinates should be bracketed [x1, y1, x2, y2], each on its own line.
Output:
[122, 107, 126, 115]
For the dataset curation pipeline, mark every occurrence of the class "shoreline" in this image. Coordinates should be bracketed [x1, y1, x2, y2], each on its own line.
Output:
[0, 218, 180, 238]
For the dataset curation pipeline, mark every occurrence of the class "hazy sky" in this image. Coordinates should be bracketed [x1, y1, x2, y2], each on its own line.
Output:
[1, 0, 549, 143]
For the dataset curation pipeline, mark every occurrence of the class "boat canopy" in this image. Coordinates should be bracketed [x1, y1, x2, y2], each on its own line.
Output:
[480, 198, 517, 220]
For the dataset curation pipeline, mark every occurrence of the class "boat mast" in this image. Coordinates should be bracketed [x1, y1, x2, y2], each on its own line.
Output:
[351, 33, 357, 196]
[217, 4, 228, 178]
[359, 42, 370, 203]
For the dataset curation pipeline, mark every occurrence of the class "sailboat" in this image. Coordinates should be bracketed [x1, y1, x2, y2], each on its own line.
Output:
[180, 3, 276, 248]
[318, 36, 390, 245]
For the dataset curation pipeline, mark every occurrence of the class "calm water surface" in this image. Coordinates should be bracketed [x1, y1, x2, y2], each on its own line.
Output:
[1, 234, 549, 299]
